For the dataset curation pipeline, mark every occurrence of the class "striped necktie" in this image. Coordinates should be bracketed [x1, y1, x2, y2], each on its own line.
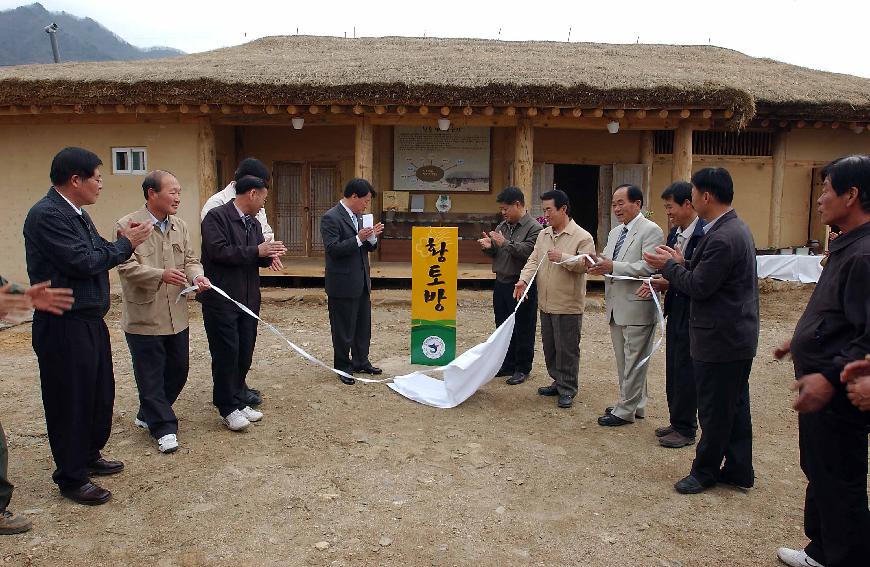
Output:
[613, 226, 629, 259]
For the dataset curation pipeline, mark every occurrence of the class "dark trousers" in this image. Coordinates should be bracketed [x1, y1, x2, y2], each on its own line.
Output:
[691, 358, 754, 487]
[493, 280, 537, 374]
[664, 298, 697, 437]
[799, 409, 870, 567]
[0, 421, 12, 511]
[125, 329, 189, 439]
[540, 311, 582, 398]
[327, 290, 372, 373]
[202, 306, 258, 417]
[32, 315, 114, 490]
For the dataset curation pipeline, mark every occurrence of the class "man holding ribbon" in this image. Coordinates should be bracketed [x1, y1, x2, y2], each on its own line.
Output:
[515, 189, 595, 409]
[588, 184, 664, 427]
[116, 170, 210, 454]
[645, 167, 759, 495]
[200, 175, 285, 432]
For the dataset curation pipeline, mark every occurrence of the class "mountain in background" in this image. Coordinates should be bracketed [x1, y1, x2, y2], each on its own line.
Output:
[0, 2, 184, 66]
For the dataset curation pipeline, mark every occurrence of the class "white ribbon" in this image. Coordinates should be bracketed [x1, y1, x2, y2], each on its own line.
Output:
[177, 285, 391, 384]
[603, 274, 666, 372]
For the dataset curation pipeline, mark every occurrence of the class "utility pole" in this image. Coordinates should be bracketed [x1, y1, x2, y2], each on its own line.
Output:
[44, 22, 60, 63]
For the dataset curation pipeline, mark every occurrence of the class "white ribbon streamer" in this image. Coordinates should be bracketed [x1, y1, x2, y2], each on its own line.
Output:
[177, 285, 391, 384]
[603, 274, 666, 372]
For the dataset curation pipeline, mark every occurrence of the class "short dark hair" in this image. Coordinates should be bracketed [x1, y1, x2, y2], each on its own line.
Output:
[821, 155, 870, 213]
[50, 147, 102, 186]
[496, 186, 525, 206]
[614, 183, 644, 207]
[344, 178, 377, 199]
[234, 158, 271, 186]
[142, 170, 173, 200]
[540, 189, 569, 212]
[691, 167, 734, 205]
[661, 181, 693, 206]
[235, 175, 265, 195]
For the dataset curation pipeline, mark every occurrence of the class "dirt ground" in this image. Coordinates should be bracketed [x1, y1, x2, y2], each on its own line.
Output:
[0, 282, 854, 566]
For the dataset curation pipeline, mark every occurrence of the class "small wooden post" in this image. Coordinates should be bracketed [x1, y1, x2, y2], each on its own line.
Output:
[768, 129, 787, 248]
[197, 117, 218, 211]
[355, 116, 374, 181]
[640, 130, 654, 205]
[513, 119, 534, 204]
[672, 121, 693, 183]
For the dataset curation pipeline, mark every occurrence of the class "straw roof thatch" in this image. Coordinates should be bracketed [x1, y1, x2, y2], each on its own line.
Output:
[1, 36, 868, 124]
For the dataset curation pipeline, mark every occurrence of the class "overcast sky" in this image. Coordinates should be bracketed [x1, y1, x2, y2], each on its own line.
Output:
[5, 0, 869, 78]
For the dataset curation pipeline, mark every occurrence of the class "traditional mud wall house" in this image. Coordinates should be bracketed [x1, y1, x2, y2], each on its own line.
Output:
[1, 36, 869, 282]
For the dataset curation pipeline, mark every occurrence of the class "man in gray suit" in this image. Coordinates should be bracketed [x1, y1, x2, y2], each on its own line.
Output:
[588, 184, 664, 426]
[321, 178, 385, 385]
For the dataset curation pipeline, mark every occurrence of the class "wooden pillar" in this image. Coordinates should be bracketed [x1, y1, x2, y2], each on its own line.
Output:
[354, 117, 374, 180]
[671, 121, 693, 183]
[768, 129, 788, 248]
[513, 119, 534, 204]
[640, 130, 654, 206]
[197, 117, 217, 209]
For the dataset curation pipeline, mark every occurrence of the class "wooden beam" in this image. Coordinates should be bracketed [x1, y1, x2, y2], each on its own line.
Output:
[702, 109, 712, 119]
[590, 108, 604, 118]
[672, 121, 693, 183]
[505, 106, 516, 116]
[483, 105, 495, 116]
[242, 104, 258, 114]
[658, 109, 669, 119]
[813, 121, 823, 129]
[220, 104, 233, 115]
[396, 105, 407, 115]
[613, 109, 625, 118]
[640, 130, 654, 205]
[679, 109, 691, 119]
[796, 120, 806, 128]
[286, 104, 298, 115]
[157, 103, 169, 113]
[724, 110, 734, 119]
[525, 107, 538, 117]
[549, 107, 560, 117]
[831, 122, 840, 129]
[768, 129, 787, 248]
[635, 109, 646, 119]
[265, 105, 279, 115]
[779, 120, 788, 128]
[330, 104, 344, 114]
[463, 106, 473, 116]
[353, 104, 365, 115]
[572, 108, 583, 118]
[115, 104, 127, 114]
[308, 105, 321, 115]
[418, 105, 429, 115]
[197, 117, 218, 212]
[761, 119, 770, 127]
[179, 104, 190, 114]
[440, 106, 451, 116]
[354, 116, 374, 181]
[513, 119, 534, 205]
[199, 104, 210, 114]
[375, 105, 387, 115]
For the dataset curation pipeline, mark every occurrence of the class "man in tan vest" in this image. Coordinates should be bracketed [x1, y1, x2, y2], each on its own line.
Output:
[117, 170, 210, 454]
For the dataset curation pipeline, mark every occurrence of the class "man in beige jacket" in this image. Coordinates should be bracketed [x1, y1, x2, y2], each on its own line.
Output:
[515, 189, 595, 409]
[117, 170, 210, 454]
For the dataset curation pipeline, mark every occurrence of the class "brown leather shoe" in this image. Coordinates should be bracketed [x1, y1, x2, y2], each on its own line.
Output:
[0, 510, 33, 535]
[655, 425, 674, 437]
[87, 458, 124, 476]
[61, 482, 112, 506]
[659, 430, 696, 448]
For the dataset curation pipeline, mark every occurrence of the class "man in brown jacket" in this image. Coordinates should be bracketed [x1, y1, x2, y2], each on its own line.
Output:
[515, 189, 595, 409]
[117, 170, 210, 454]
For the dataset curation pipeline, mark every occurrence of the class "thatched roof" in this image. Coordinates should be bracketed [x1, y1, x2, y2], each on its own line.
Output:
[1, 36, 868, 123]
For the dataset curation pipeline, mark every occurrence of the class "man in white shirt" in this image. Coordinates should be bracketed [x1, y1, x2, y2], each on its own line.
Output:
[201, 157, 275, 244]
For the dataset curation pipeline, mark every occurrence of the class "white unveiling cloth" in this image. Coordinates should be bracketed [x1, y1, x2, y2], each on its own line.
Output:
[756, 255, 823, 284]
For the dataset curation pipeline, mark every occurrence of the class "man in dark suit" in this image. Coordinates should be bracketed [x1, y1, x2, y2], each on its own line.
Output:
[637, 181, 706, 448]
[23, 147, 152, 505]
[200, 176, 286, 431]
[321, 178, 385, 385]
[645, 167, 759, 494]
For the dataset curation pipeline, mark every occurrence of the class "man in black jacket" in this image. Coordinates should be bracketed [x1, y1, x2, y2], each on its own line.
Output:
[479, 186, 542, 385]
[23, 147, 152, 505]
[321, 178, 384, 385]
[645, 167, 759, 495]
[200, 176, 285, 431]
[638, 181, 706, 448]
[774, 154, 870, 567]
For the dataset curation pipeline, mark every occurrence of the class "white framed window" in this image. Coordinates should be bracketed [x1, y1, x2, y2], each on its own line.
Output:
[111, 147, 147, 175]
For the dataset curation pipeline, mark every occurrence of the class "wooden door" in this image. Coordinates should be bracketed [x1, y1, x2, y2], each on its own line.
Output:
[273, 161, 340, 257]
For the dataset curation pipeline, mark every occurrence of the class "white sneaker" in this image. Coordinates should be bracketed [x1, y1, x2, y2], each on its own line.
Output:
[240, 406, 263, 422]
[157, 433, 178, 454]
[777, 548, 825, 567]
[222, 410, 250, 431]
[134, 417, 149, 429]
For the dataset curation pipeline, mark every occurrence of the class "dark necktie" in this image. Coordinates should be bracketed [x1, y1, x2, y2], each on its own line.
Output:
[355, 214, 364, 232]
[243, 215, 254, 233]
[613, 226, 629, 259]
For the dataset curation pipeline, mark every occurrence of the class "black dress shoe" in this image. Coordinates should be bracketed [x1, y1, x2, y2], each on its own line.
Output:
[244, 388, 263, 406]
[718, 471, 754, 490]
[598, 413, 631, 427]
[605, 406, 645, 419]
[496, 367, 514, 377]
[354, 365, 383, 375]
[537, 383, 559, 396]
[87, 458, 124, 476]
[505, 371, 528, 385]
[61, 482, 112, 505]
[557, 395, 574, 408]
[339, 373, 356, 385]
[674, 474, 710, 494]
